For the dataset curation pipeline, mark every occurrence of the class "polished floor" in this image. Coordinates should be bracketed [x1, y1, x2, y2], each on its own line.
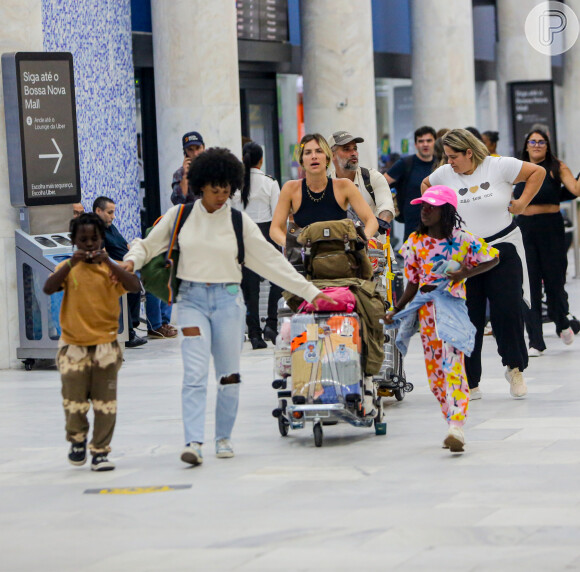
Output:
[1, 280, 579, 572]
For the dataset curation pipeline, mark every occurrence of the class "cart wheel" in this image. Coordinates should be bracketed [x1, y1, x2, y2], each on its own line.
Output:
[313, 423, 323, 447]
[374, 418, 387, 435]
[23, 359, 35, 371]
[278, 416, 289, 437]
[394, 388, 405, 402]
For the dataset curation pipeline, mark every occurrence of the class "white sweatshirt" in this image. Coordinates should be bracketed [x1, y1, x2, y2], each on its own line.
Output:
[125, 201, 320, 303]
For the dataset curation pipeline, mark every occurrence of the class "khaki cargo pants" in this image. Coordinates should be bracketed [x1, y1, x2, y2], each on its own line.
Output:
[57, 342, 123, 454]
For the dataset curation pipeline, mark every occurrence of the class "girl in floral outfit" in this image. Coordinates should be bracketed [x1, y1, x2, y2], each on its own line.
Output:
[386, 186, 499, 452]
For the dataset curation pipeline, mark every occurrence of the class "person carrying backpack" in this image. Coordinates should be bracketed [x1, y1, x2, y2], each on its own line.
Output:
[327, 130, 394, 225]
[121, 148, 335, 467]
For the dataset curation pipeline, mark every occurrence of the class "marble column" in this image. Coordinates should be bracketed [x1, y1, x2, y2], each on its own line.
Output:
[475, 80, 499, 133]
[496, 0, 552, 156]
[562, 0, 580, 173]
[151, 0, 242, 214]
[277, 74, 300, 182]
[300, 0, 378, 168]
[0, 1, 43, 369]
[410, 0, 476, 131]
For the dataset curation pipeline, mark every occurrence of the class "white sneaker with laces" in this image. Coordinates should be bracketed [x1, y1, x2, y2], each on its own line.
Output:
[443, 426, 465, 452]
[560, 327, 574, 346]
[216, 439, 234, 459]
[181, 442, 203, 466]
[470, 387, 482, 400]
[505, 367, 527, 398]
[528, 347, 543, 357]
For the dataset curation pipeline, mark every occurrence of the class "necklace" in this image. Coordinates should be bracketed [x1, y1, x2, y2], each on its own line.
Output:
[306, 182, 326, 203]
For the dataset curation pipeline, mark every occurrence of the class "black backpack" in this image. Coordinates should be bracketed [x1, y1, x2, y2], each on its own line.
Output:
[359, 167, 376, 205]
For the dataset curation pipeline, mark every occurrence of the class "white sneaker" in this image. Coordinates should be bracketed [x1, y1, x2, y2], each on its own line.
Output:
[470, 387, 482, 400]
[528, 347, 543, 357]
[216, 439, 234, 459]
[505, 367, 527, 399]
[180, 442, 203, 466]
[560, 327, 574, 346]
[443, 426, 465, 452]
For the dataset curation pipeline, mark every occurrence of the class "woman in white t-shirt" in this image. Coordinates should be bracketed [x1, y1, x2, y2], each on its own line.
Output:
[231, 142, 283, 349]
[421, 129, 545, 400]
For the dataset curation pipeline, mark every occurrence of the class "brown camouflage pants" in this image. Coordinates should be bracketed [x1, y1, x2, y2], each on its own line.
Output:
[57, 342, 123, 454]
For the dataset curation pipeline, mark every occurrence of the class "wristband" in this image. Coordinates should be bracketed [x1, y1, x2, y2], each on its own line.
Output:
[393, 305, 402, 312]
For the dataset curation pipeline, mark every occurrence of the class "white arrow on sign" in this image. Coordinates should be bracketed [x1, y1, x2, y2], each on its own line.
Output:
[39, 138, 63, 174]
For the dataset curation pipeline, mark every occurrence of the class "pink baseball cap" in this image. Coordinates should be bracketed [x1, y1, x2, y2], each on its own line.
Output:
[410, 185, 458, 209]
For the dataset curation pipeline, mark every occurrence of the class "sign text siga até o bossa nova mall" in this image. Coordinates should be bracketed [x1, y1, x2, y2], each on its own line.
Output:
[2, 52, 81, 207]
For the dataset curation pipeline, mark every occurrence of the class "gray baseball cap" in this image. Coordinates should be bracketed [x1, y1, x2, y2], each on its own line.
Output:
[327, 130, 364, 147]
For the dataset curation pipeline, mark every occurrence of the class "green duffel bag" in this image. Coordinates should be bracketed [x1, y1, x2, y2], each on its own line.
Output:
[140, 203, 194, 304]
[297, 219, 373, 281]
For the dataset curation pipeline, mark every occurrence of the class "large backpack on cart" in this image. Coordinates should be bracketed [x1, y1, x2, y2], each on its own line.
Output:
[297, 219, 373, 281]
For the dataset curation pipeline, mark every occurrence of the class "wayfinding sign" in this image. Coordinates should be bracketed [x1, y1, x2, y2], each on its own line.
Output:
[508, 80, 557, 155]
[2, 52, 80, 207]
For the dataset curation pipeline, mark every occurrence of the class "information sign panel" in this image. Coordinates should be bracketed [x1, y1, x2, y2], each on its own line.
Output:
[509, 80, 557, 155]
[237, 0, 288, 42]
[2, 52, 81, 207]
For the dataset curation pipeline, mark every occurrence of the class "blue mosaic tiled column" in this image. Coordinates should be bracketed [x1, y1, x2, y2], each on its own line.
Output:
[42, 0, 140, 241]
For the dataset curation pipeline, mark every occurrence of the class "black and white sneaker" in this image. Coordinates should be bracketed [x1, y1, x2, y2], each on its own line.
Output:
[91, 453, 115, 472]
[68, 440, 87, 466]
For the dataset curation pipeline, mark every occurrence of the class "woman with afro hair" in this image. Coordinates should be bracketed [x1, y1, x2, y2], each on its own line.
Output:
[123, 147, 333, 466]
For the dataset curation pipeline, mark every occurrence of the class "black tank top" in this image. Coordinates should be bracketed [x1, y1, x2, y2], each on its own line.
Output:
[293, 177, 347, 227]
[514, 159, 560, 206]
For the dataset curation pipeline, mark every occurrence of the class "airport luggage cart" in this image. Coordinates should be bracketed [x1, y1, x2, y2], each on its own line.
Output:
[368, 234, 414, 401]
[272, 310, 386, 447]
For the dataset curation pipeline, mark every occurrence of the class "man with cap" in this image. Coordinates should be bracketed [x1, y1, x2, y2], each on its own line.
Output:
[385, 126, 436, 240]
[328, 130, 394, 225]
[171, 131, 205, 205]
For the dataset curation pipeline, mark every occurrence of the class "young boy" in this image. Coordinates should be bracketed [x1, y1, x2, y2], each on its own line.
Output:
[44, 213, 141, 471]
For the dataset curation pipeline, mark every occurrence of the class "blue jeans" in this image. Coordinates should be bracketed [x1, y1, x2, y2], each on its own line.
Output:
[145, 292, 172, 330]
[177, 281, 245, 445]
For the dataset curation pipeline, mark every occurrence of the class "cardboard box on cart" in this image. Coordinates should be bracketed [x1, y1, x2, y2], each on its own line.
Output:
[290, 313, 362, 404]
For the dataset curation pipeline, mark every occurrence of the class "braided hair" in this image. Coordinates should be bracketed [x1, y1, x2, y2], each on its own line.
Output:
[69, 212, 106, 244]
[417, 203, 465, 241]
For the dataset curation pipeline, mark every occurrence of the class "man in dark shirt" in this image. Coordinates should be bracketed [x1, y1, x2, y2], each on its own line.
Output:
[170, 131, 205, 205]
[385, 126, 436, 240]
[93, 196, 148, 348]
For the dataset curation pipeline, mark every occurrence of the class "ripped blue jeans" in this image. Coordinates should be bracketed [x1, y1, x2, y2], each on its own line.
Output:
[177, 281, 245, 445]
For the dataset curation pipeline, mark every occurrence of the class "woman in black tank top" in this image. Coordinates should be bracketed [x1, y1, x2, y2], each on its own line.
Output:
[269, 133, 378, 247]
[516, 130, 580, 354]
[293, 176, 346, 227]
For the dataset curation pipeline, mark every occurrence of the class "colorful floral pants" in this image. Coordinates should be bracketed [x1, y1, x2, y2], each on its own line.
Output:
[419, 302, 469, 427]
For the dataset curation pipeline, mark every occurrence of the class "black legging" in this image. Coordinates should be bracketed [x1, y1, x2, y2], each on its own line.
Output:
[240, 221, 283, 338]
[517, 212, 570, 350]
[465, 242, 528, 388]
